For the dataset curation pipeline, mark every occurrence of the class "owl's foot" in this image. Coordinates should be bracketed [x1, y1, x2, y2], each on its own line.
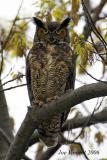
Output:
[65, 89, 74, 94]
[46, 96, 58, 103]
[35, 100, 44, 107]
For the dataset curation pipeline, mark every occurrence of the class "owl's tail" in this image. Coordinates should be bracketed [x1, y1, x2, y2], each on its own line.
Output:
[38, 131, 59, 147]
[38, 114, 61, 147]
[40, 136, 58, 147]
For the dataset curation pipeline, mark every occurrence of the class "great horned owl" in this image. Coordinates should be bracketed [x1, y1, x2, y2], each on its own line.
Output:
[26, 17, 75, 147]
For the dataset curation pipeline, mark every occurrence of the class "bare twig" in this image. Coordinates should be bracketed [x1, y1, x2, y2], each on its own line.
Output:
[2, 62, 16, 81]
[60, 136, 89, 160]
[82, 0, 107, 51]
[80, 65, 107, 84]
[15, 17, 32, 21]
[82, 0, 107, 40]
[2, 0, 24, 50]
[75, 142, 89, 160]
[0, 0, 24, 79]
[69, 96, 104, 144]
[0, 83, 27, 92]
[0, 74, 25, 87]
[81, 103, 90, 114]
[95, 97, 105, 111]
[90, 33, 107, 64]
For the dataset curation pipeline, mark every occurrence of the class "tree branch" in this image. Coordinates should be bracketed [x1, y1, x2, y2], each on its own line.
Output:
[0, 127, 31, 160]
[62, 108, 107, 131]
[27, 107, 107, 148]
[5, 82, 107, 160]
[0, 83, 26, 92]
[82, 0, 107, 40]
[0, 75, 25, 88]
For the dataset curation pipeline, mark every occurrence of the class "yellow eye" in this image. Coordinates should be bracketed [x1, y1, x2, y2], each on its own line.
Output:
[56, 28, 66, 37]
[37, 28, 48, 38]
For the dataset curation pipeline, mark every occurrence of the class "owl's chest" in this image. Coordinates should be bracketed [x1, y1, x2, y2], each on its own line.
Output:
[46, 46, 55, 69]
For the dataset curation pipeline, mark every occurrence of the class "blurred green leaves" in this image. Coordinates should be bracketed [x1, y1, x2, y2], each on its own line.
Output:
[71, 31, 94, 73]
[5, 20, 29, 57]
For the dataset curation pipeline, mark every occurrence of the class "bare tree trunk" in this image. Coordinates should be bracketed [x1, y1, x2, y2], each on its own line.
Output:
[0, 80, 13, 160]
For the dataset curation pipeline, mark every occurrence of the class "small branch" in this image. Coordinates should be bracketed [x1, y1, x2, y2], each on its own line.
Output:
[2, 0, 24, 50]
[71, 97, 102, 144]
[90, 33, 107, 64]
[15, 17, 32, 21]
[74, 142, 89, 160]
[82, 0, 107, 40]
[81, 103, 90, 114]
[0, 74, 25, 87]
[82, 0, 107, 51]
[0, 83, 27, 92]
[80, 65, 107, 84]
[62, 108, 107, 131]
[59, 135, 89, 160]
[0, 0, 24, 78]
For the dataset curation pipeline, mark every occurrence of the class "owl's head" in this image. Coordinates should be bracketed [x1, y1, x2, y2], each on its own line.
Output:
[33, 17, 71, 44]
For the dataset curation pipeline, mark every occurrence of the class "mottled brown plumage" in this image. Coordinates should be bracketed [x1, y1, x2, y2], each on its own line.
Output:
[26, 17, 75, 147]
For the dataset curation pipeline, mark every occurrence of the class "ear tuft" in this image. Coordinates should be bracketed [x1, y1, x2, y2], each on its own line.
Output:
[32, 17, 46, 29]
[59, 17, 71, 29]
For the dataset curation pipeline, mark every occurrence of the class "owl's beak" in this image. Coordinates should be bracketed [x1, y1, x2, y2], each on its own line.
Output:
[48, 33, 56, 44]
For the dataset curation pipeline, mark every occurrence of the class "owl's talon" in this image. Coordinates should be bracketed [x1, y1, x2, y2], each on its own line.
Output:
[46, 96, 59, 103]
[35, 100, 44, 107]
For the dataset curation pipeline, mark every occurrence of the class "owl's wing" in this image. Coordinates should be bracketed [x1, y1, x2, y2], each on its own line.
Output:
[26, 52, 33, 104]
[61, 54, 77, 126]
[65, 54, 77, 91]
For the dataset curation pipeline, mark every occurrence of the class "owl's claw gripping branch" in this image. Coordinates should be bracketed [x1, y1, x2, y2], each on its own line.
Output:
[46, 95, 59, 103]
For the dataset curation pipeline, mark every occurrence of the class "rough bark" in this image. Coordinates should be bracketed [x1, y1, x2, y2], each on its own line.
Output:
[0, 80, 13, 160]
[5, 82, 107, 160]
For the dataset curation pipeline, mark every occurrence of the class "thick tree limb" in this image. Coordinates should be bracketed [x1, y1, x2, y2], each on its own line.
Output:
[5, 82, 107, 160]
[27, 107, 107, 148]
[31, 108, 107, 160]
[5, 110, 37, 160]
[62, 108, 107, 131]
